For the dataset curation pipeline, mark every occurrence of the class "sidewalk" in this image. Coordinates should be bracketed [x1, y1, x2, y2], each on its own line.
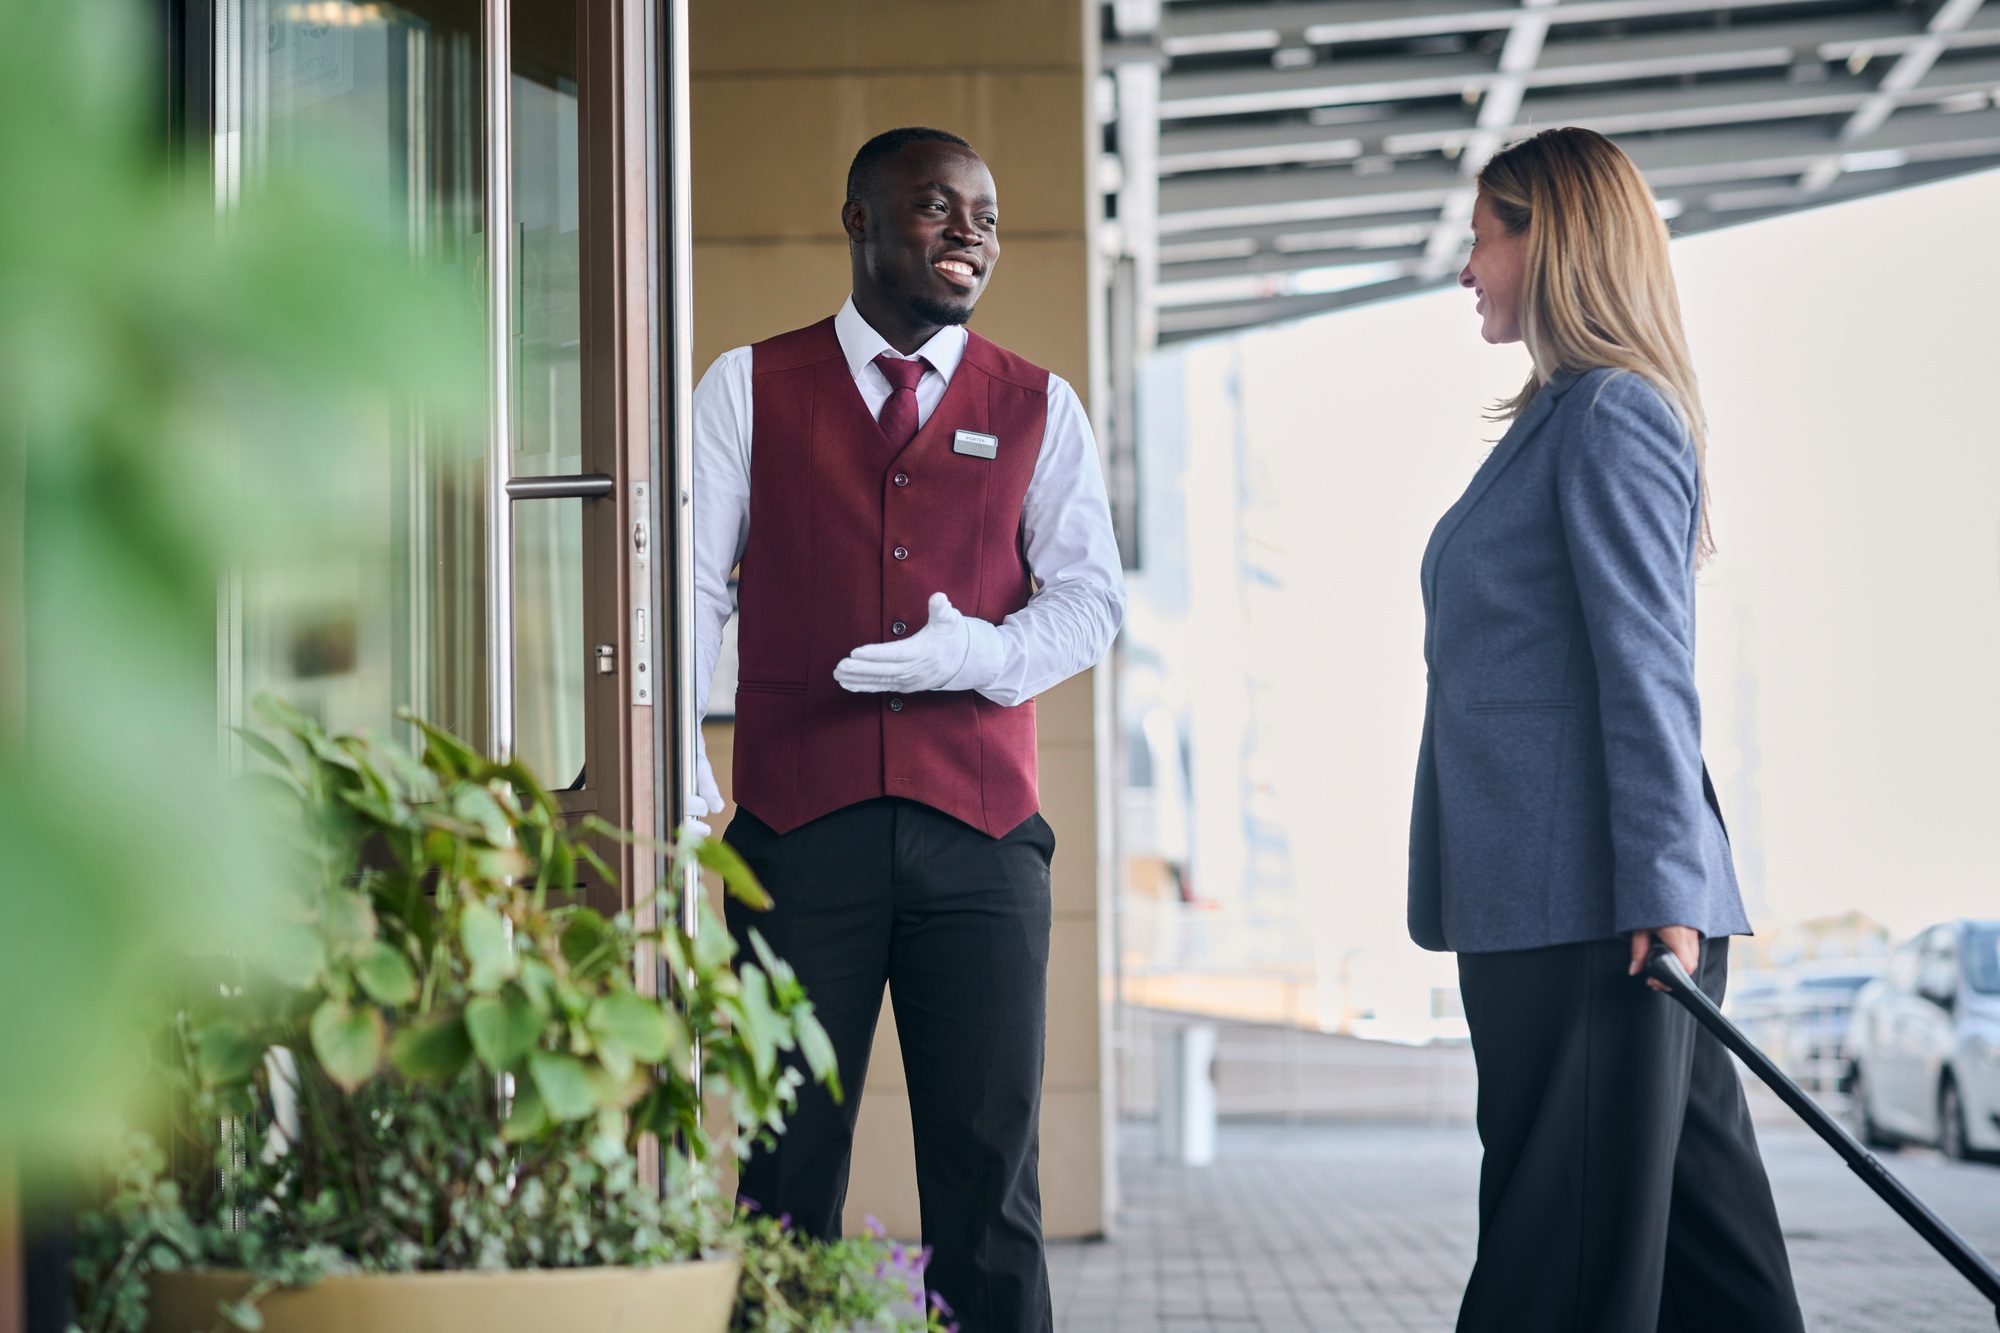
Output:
[1048, 1121, 2000, 1332]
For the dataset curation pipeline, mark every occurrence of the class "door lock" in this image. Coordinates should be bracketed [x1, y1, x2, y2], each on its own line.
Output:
[596, 643, 616, 676]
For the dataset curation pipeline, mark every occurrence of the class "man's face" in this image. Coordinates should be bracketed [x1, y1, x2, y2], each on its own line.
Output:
[845, 143, 1000, 327]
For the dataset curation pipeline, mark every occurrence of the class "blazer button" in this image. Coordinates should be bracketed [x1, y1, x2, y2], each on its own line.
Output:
[893, 472, 910, 487]
[889, 696, 904, 712]
[893, 546, 908, 560]
[891, 621, 908, 636]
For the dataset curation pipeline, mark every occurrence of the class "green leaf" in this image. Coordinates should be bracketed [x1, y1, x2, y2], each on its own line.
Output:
[368, 870, 437, 956]
[794, 1007, 842, 1102]
[464, 990, 541, 1073]
[340, 788, 407, 831]
[516, 958, 556, 1016]
[574, 838, 618, 886]
[353, 941, 418, 1007]
[221, 1297, 265, 1331]
[694, 836, 772, 910]
[551, 977, 592, 1022]
[501, 1078, 550, 1143]
[405, 712, 485, 781]
[321, 889, 377, 954]
[252, 692, 314, 738]
[495, 759, 558, 816]
[587, 991, 673, 1064]
[691, 901, 737, 973]
[258, 925, 327, 988]
[452, 785, 514, 846]
[528, 1049, 597, 1122]
[559, 910, 612, 976]
[747, 928, 799, 996]
[459, 901, 516, 993]
[196, 1021, 264, 1088]
[661, 1005, 692, 1074]
[387, 1011, 472, 1083]
[542, 834, 576, 897]
[370, 732, 441, 803]
[594, 1034, 634, 1084]
[309, 1000, 383, 1091]
[586, 1059, 647, 1110]
[231, 727, 294, 776]
[473, 846, 533, 882]
[734, 966, 779, 1079]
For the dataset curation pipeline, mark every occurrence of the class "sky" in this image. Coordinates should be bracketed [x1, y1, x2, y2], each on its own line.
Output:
[1148, 166, 2000, 1034]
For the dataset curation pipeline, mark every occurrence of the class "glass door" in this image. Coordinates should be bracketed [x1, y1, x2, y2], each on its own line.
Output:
[214, 0, 488, 756]
[507, 0, 589, 797]
[209, 0, 649, 888]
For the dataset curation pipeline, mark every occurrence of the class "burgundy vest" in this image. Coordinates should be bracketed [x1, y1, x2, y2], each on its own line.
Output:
[731, 317, 1049, 838]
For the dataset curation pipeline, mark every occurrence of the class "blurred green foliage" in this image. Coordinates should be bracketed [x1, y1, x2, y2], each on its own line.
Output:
[68, 703, 920, 1333]
[0, 0, 479, 1174]
[221, 694, 837, 1168]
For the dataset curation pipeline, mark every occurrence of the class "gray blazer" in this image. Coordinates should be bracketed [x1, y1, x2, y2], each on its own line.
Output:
[1409, 367, 1750, 954]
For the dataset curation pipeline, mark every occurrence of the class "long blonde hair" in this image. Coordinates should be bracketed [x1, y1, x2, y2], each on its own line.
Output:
[1478, 127, 1713, 563]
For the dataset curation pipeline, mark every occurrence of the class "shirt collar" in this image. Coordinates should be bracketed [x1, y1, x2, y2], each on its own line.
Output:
[835, 295, 968, 385]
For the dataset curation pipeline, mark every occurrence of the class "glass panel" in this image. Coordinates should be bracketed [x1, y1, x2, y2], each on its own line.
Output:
[218, 0, 486, 753]
[509, 0, 586, 790]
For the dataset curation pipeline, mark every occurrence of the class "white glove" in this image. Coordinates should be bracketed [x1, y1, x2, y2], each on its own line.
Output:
[684, 734, 724, 839]
[834, 592, 972, 695]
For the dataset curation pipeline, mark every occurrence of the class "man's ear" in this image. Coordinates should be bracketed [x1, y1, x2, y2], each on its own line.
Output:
[840, 198, 868, 245]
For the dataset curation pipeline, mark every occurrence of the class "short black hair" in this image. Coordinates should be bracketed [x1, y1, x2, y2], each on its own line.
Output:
[846, 127, 974, 206]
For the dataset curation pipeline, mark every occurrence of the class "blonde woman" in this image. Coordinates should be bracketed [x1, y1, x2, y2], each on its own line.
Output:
[1408, 128, 1806, 1332]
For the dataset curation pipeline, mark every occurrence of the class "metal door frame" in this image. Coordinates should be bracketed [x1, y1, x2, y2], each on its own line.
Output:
[179, 0, 690, 920]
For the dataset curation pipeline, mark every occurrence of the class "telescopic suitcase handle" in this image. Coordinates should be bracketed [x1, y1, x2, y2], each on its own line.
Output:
[1643, 944, 2000, 1325]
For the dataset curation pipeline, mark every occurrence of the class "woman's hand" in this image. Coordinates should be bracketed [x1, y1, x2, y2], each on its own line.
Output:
[1629, 925, 1700, 992]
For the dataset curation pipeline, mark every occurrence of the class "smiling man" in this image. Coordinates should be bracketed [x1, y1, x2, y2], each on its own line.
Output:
[687, 127, 1124, 1333]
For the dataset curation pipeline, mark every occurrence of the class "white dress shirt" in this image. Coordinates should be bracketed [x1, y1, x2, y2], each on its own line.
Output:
[692, 298, 1126, 722]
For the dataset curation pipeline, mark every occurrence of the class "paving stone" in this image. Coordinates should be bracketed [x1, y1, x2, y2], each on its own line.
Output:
[1048, 1121, 2000, 1332]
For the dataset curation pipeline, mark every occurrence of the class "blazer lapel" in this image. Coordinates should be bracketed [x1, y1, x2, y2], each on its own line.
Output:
[1420, 372, 1580, 608]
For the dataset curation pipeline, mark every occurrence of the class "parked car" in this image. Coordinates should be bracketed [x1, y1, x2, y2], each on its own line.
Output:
[1728, 960, 1885, 1093]
[1846, 919, 2000, 1159]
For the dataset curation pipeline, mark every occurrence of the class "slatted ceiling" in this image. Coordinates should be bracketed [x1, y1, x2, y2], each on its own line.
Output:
[1158, 0, 1861, 50]
[1119, 0, 2000, 340]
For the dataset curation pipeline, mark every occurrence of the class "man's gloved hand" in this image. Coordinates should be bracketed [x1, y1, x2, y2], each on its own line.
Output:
[684, 735, 724, 839]
[834, 592, 973, 695]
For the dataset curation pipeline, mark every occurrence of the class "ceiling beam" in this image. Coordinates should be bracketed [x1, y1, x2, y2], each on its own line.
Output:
[1132, 0, 2000, 338]
[1158, 14, 1926, 120]
[1158, 0, 1848, 57]
[1420, 0, 1562, 277]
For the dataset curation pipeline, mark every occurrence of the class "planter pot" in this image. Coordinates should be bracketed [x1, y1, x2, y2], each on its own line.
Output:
[148, 1259, 741, 1333]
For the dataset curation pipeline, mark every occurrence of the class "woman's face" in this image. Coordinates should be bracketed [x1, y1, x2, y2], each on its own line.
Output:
[1459, 192, 1527, 345]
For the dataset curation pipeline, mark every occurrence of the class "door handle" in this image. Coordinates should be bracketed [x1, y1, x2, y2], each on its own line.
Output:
[506, 474, 614, 501]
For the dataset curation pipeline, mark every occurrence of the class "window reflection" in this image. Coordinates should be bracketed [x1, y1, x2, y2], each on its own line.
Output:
[219, 0, 486, 754]
[510, 3, 586, 791]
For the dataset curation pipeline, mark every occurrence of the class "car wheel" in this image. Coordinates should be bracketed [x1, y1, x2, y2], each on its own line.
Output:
[1849, 1063, 1895, 1149]
[1938, 1077, 1970, 1162]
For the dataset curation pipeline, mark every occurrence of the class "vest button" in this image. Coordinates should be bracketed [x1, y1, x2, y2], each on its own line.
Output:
[891, 621, 908, 636]
[893, 472, 910, 487]
[889, 696, 904, 712]
[893, 546, 908, 560]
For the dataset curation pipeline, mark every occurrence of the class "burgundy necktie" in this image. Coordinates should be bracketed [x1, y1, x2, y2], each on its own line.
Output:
[873, 352, 930, 451]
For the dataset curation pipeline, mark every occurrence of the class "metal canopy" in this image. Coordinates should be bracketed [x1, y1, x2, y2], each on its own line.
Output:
[1103, 0, 2000, 340]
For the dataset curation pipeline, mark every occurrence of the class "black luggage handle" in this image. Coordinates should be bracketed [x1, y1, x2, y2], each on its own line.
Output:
[1643, 945, 2000, 1324]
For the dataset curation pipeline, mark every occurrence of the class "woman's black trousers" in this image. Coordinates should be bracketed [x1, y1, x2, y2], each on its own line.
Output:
[1455, 936, 1807, 1333]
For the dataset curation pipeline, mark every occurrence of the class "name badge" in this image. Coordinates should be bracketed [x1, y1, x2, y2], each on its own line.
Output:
[952, 429, 999, 459]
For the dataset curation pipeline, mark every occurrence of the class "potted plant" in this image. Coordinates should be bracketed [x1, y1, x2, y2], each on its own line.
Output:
[70, 698, 949, 1333]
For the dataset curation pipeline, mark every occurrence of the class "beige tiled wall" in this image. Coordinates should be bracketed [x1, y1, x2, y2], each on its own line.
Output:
[691, 0, 1106, 1240]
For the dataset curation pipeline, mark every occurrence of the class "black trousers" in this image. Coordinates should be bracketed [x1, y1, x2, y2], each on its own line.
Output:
[1455, 937, 1806, 1333]
[723, 797, 1055, 1333]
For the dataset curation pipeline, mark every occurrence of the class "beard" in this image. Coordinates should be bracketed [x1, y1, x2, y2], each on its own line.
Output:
[907, 290, 976, 327]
